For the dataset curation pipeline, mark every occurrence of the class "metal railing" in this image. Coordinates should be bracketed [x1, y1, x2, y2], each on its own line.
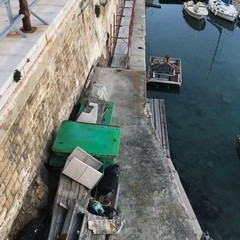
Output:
[126, 0, 136, 68]
[109, 0, 136, 68]
[0, 0, 48, 40]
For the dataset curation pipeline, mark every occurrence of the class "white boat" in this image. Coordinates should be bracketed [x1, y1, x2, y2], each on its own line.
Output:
[183, 1, 208, 20]
[147, 55, 182, 87]
[208, 0, 238, 22]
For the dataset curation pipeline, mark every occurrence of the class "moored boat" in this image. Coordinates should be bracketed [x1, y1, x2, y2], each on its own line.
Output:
[183, 1, 208, 20]
[183, 8, 206, 31]
[147, 55, 182, 87]
[208, 0, 238, 22]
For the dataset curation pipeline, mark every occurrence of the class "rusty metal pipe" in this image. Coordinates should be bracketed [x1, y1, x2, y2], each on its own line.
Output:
[19, 0, 32, 31]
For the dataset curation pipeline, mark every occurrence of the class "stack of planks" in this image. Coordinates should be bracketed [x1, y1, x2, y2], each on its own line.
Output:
[47, 173, 91, 239]
[47, 156, 120, 240]
[47, 172, 112, 240]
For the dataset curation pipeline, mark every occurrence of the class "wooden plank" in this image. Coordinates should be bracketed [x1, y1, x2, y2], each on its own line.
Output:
[159, 99, 166, 145]
[153, 99, 162, 144]
[48, 181, 63, 239]
[77, 185, 91, 208]
[61, 200, 76, 236]
[64, 200, 84, 239]
[78, 214, 88, 240]
[147, 98, 170, 158]
[147, 99, 155, 129]
[48, 171, 91, 240]
[78, 211, 106, 240]
[159, 99, 170, 157]
[67, 180, 76, 204]
[54, 176, 70, 237]
[56, 176, 73, 237]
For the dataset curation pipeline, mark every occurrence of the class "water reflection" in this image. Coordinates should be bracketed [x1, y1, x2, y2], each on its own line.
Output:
[207, 11, 235, 31]
[206, 12, 235, 77]
[147, 82, 180, 95]
[146, 4, 240, 240]
[182, 9, 206, 31]
[236, 19, 240, 28]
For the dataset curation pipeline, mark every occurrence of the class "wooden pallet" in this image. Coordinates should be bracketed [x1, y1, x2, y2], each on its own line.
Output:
[147, 98, 170, 158]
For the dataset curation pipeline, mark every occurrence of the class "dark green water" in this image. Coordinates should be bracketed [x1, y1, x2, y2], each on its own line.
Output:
[146, 4, 240, 240]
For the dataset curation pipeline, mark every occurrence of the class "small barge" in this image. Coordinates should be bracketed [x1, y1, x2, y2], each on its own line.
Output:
[47, 87, 123, 240]
[147, 55, 182, 87]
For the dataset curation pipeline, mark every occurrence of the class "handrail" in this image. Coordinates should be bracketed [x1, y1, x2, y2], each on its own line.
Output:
[0, 0, 48, 41]
[0, 14, 25, 40]
[125, 0, 136, 68]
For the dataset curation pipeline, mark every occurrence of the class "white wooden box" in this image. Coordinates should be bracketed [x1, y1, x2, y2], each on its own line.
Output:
[62, 147, 104, 189]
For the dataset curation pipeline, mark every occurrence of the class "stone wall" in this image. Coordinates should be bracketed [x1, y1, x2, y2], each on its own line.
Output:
[0, 0, 119, 238]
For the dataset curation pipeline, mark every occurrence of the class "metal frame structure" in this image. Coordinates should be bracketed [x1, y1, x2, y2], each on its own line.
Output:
[109, 0, 136, 68]
[0, 0, 48, 40]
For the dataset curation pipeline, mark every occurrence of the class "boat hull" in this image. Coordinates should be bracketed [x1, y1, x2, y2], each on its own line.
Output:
[215, 11, 237, 22]
[208, 0, 238, 22]
[182, 9, 206, 31]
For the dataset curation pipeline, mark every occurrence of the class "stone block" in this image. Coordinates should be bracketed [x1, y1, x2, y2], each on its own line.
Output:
[0, 194, 6, 211]
[11, 171, 18, 185]
[0, 182, 6, 195]
[11, 180, 21, 196]
[3, 171, 11, 187]
[6, 178, 15, 196]
[0, 208, 7, 224]
[4, 194, 14, 209]
[0, 156, 8, 174]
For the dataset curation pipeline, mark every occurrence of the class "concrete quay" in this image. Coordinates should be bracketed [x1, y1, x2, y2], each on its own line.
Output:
[92, 67, 202, 240]
[91, 1, 202, 239]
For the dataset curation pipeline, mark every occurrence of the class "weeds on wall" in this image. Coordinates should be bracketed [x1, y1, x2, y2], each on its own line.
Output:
[95, 4, 101, 18]
[106, 32, 109, 47]
[14, 69, 22, 82]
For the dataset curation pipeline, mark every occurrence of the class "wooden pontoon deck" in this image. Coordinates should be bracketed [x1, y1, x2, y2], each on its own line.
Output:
[147, 98, 170, 158]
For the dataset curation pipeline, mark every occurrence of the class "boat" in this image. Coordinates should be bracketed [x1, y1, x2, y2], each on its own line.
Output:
[182, 9, 206, 31]
[183, 1, 208, 20]
[147, 55, 182, 87]
[208, 11, 235, 31]
[208, 0, 238, 22]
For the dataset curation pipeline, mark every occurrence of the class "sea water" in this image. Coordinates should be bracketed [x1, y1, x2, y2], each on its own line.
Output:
[146, 3, 240, 239]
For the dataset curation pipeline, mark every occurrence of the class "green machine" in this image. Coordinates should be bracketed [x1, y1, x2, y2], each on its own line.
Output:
[78, 101, 114, 125]
[49, 101, 120, 170]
